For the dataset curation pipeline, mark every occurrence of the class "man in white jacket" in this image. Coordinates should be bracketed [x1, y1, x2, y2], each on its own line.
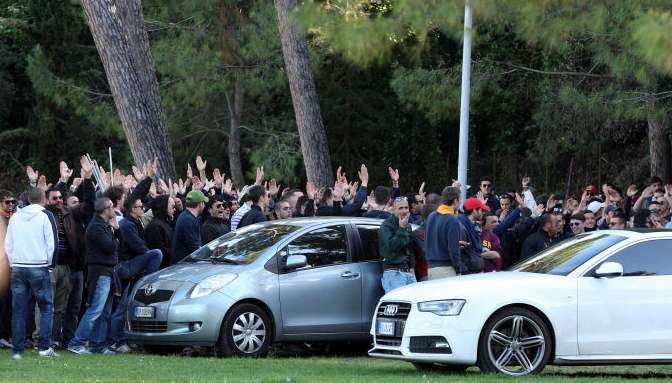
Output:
[5, 188, 58, 360]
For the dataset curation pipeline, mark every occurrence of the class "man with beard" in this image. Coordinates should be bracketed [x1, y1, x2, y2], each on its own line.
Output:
[44, 158, 95, 348]
[201, 195, 230, 244]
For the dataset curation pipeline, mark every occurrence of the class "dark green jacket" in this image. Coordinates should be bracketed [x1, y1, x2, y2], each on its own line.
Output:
[378, 215, 416, 269]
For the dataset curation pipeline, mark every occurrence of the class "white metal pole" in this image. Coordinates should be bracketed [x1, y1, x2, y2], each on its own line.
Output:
[457, 0, 472, 205]
[108, 147, 113, 178]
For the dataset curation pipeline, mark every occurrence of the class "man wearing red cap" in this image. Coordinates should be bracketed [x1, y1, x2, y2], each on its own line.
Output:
[457, 198, 500, 274]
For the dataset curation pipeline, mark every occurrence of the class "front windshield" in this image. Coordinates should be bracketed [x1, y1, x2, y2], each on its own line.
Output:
[509, 233, 627, 275]
[184, 224, 300, 265]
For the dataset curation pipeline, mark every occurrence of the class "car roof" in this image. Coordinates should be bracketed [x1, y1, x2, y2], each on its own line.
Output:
[588, 229, 672, 239]
[266, 216, 385, 228]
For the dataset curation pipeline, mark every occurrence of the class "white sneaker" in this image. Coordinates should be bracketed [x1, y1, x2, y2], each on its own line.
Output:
[99, 348, 116, 356]
[38, 347, 59, 358]
[12, 353, 22, 361]
[68, 345, 92, 355]
[0, 338, 13, 348]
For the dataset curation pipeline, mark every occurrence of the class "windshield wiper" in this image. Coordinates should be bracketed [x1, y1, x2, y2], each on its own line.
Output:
[210, 257, 240, 265]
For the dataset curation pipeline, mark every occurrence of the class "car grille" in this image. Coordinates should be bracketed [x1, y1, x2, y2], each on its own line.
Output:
[409, 336, 452, 354]
[375, 302, 411, 347]
[377, 302, 411, 320]
[133, 289, 173, 305]
[130, 320, 168, 333]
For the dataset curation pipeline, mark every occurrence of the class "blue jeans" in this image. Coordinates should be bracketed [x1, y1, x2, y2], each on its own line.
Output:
[110, 249, 162, 344]
[62, 270, 84, 347]
[381, 270, 417, 293]
[69, 275, 112, 353]
[11, 267, 53, 353]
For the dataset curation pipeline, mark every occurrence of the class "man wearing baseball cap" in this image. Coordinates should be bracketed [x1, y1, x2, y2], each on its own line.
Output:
[171, 190, 208, 264]
[458, 198, 499, 274]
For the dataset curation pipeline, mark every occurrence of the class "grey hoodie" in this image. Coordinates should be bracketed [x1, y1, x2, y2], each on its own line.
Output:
[4, 204, 57, 268]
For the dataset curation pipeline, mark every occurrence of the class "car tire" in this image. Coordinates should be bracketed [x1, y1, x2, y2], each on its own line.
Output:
[217, 303, 272, 357]
[477, 307, 552, 376]
[412, 362, 468, 373]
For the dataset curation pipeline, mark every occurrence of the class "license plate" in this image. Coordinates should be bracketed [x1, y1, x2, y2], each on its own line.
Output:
[376, 320, 396, 336]
[134, 306, 155, 319]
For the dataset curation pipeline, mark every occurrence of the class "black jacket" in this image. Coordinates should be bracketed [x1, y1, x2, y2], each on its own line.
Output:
[146, 195, 173, 269]
[52, 178, 96, 270]
[520, 228, 555, 261]
[171, 209, 201, 264]
[237, 205, 267, 229]
[86, 215, 119, 268]
[200, 216, 229, 244]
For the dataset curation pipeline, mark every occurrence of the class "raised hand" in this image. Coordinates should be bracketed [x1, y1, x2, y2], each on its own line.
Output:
[417, 182, 426, 203]
[477, 191, 487, 204]
[223, 178, 233, 194]
[641, 185, 654, 198]
[195, 155, 207, 172]
[515, 192, 525, 207]
[451, 179, 462, 189]
[159, 178, 170, 194]
[398, 212, 410, 228]
[26, 166, 39, 185]
[132, 165, 144, 182]
[268, 178, 280, 196]
[71, 177, 83, 192]
[627, 184, 638, 198]
[213, 168, 224, 188]
[146, 158, 158, 178]
[37, 174, 52, 192]
[665, 184, 672, 197]
[191, 176, 204, 191]
[178, 178, 187, 195]
[113, 169, 124, 186]
[357, 164, 369, 186]
[388, 167, 400, 185]
[306, 181, 317, 200]
[59, 161, 74, 183]
[149, 182, 158, 198]
[123, 175, 135, 190]
[99, 166, 110, 189]
[255, 165, 265, 186]
[333, 181, 345, 201]
[80, 156, 93, 179]
[186, 163, 193, 179]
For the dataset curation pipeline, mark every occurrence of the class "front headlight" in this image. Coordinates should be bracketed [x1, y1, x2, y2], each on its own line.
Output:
[417, 299, 465, 316]
[189, 274, 237, 298]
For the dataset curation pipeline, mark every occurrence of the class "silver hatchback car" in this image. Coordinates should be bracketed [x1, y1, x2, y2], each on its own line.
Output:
[125, 217, 387, 356]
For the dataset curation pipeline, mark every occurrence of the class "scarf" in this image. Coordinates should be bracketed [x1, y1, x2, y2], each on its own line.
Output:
[437, 205, 457, 215]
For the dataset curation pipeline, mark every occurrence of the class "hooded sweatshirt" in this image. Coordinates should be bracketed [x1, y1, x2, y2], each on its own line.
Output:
[5, 204, 57, 268]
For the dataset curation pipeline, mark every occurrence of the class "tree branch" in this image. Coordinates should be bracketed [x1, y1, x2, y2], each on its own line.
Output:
[492, 60, 614, 78]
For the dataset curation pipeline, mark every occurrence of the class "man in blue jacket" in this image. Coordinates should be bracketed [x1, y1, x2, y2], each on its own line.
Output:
[108, 194, 163, 353]
[425, 186, 464, 279]
[171, 190, 208, 264]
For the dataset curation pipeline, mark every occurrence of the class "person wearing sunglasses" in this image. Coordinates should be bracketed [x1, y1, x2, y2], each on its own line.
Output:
[569, 213, 585, 235]
[475, 179, 501, 212]
[201, 195, 231, 244]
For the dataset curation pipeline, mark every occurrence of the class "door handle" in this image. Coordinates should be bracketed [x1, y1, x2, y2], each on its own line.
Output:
[341, 271, 360, 279]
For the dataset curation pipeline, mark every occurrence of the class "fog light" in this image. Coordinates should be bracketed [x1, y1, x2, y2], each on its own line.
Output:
[190, 322, 202, 332]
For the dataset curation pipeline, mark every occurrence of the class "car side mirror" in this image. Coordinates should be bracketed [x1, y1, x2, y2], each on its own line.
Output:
[593, 262, 623, 278]
[284, 254, 307, 270]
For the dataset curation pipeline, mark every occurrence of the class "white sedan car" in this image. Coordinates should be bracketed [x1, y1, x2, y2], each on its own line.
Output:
[369, 230, 672, 376]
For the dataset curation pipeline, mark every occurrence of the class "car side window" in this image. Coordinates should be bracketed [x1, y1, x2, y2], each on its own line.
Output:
[600, 239, 672, 276]
[356, 224, 380, 262]
[287, 225, 348, 269]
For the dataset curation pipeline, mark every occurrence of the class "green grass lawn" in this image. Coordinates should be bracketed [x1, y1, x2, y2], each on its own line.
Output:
[1, 349, 672, 382]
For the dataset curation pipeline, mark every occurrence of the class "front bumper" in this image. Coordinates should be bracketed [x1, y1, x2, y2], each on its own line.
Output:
[368, 302, 480, 365]
[125, 280, 236, 346]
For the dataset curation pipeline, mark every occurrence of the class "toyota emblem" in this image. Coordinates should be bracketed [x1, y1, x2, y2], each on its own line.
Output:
[383, 304, 398, 316]
[144, 284, 156, 296]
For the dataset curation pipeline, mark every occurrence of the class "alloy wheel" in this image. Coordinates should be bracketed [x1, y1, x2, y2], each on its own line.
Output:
[486, 315, 546, 376]
[231, 312, 266, 354]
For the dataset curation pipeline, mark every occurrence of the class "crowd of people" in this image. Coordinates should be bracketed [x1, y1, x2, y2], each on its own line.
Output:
[1, 153, 671, 359]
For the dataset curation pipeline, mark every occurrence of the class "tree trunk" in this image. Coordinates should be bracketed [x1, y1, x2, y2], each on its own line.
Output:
[228, 76, 245, 188]
[274, 0, 333, 187]
[647, 112, 671, 182]
[81, 0, 176, 180]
